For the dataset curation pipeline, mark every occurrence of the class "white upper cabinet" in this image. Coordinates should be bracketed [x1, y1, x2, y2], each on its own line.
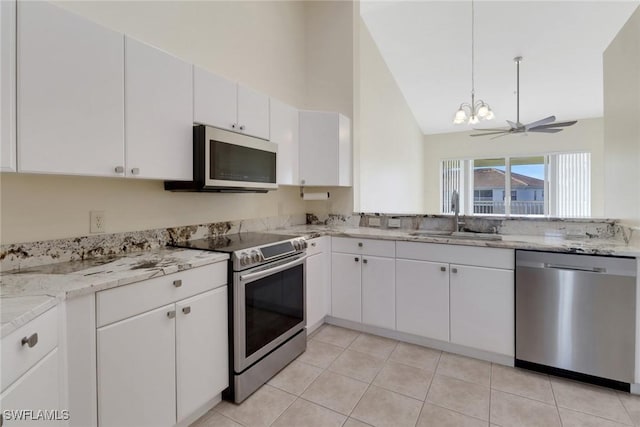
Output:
[237, 84, 269, 140]
[270, 98, 299, 185]
[299, 111, 351, 186]
[125, 37, 192, 181]
[1, 0, 16, 172]
[17, 1, 125, 177]
[193, 67, 237, 133]
[193, 66, 270, 140]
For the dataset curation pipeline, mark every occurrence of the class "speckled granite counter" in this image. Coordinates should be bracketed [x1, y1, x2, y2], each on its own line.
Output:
[0, 248, 228, 337]
[275, 225, 640, 257]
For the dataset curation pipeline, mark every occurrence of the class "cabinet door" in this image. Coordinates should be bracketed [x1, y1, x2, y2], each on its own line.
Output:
[338, 114, 352, 186]
[331, 253, 361, 323]
[193, 66, 237, 132]
[97, 304, 176, 427]
[237, 84, 270, 140]
[362, 256, 395, 330]
[1, 0, 16, 172]
[1, 349, 61, 427]
[17, 1, 124, 176]
[270, 98, 299, 185]
[299, 111, 338, 186]
[306, 251, 329, 330]
[450, 265, 514, 356]
[396, 259, 449, 341]
[176, 288, 228, 423]
[125, 37, 192, 181]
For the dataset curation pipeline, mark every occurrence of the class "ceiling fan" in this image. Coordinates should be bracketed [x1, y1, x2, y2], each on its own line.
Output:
[471, 56, 577, 139]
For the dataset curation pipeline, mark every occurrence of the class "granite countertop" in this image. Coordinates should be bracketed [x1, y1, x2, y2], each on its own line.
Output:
[275, 225, 640, 257]
[0, 248, 229, 337]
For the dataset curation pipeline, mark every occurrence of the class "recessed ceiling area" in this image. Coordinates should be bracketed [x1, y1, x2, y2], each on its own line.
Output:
[360, 1, 639, 135]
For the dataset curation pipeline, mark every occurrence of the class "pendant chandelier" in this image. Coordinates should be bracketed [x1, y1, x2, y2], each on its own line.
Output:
[453, 0, 494, 125]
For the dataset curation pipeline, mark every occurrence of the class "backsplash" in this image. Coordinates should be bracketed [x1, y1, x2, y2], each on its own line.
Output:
[0, 214, 306, 272]
[357, 213, 635, 243]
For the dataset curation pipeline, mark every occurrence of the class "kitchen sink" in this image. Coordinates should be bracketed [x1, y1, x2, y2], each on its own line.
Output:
[410, 230, 502, 241]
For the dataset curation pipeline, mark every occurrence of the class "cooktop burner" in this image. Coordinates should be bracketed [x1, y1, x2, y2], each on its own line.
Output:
[172, 232, 299, 253]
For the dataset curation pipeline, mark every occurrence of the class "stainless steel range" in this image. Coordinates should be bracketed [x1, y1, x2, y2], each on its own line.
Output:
[173, 232, 308, 403]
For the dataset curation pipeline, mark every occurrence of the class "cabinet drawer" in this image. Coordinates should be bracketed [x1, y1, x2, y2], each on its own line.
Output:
[332, 237, 395, 257]
[306, 236, 329, 256]
[97, 261, 227, 327]
[396, 241, 514, 270]
[1, 306, 58, 392]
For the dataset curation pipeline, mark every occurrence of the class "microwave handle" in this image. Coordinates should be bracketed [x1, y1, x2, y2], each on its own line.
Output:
[239, 255, 308, 283]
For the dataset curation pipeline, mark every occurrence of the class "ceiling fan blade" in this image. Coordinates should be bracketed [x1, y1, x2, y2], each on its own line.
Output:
[472, 127, 510, 132]
[531, 120, 578, 130]
[524, 115, 556, 131]
[490, 133, 511, 140]
[470, 131, 508, 137]
[529, 128, 563, 134]
[506, 120, 519, 129]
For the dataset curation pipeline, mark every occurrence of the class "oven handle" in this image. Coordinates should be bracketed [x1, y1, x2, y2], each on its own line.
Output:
[239, 254, 308, 283]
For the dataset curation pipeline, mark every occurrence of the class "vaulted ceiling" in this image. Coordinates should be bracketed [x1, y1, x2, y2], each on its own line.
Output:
[360, 1, 639, 135]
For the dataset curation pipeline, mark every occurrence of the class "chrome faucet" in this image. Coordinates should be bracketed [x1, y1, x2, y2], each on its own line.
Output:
[451, 190, 464, 232]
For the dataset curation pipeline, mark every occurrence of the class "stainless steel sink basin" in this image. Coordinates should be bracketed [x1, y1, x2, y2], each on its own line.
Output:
[410, 230, 502, 241]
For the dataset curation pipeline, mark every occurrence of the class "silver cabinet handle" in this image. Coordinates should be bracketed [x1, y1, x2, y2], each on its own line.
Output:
[239, 125, 245, 131]
[173, 279, 182, 288]
[440, 266, 446, 272]
[21, 333, 38, 348]
[311, 242, 316, 247]
[358, 242, 363, 247]
[114, 166, 124, 174]
[451, 268, 458, 274]
[131, 168, 140, 175]
[231, 123, 237, 129]
[167, 310, 176, 319]
[300, 179, 306, 185]
[363, 259, 368, 264]
[354, 257, 359, 262]
[182, 306, 191, 315]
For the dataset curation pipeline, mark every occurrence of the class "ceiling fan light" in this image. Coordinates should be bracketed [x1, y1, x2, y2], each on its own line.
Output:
[485, 109, 495, 120]
[477, 104, 489, 118]
[453, 108, 468, 124]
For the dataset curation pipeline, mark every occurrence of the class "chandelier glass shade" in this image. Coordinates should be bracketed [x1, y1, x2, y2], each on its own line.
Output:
[453, 0, 494, 125]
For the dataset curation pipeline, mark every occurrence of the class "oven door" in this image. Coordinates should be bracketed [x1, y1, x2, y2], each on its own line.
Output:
[233, 253, 307, 372]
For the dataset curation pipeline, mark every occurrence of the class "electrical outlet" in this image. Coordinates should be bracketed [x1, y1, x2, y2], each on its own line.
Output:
[388, 218, 401, 228]
[90, 211, 106, 233]
[369, 217, 382, 227]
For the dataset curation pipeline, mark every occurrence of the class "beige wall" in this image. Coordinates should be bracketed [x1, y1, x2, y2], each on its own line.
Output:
[604, 7, 640, 226]
[423, 118, 605, 216]
[357, 22, 425, 214]
[1, 0, 356, 244]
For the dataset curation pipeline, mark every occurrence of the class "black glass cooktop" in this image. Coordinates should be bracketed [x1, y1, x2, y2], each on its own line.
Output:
[172, 232, 298, 253]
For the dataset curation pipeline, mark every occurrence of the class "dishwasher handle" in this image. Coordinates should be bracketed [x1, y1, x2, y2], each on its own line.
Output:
[543, 263, 606, 273]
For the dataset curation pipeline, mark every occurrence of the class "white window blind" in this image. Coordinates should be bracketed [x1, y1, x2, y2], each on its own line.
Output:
[552, 152, 591, 217]
[441, 160, 463, 214]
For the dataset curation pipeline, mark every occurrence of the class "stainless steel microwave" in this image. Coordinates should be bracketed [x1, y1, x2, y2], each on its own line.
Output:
[165, 125, 278, 192]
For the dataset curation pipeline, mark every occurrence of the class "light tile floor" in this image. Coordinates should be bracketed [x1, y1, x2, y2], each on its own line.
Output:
[191, 325, 640, 427]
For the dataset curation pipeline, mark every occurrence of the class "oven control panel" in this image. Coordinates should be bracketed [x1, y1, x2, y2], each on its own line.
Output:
[236, 238, 307, 269]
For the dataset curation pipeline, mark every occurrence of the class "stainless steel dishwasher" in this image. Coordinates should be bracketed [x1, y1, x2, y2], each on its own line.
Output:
[516, 250, 637, 390]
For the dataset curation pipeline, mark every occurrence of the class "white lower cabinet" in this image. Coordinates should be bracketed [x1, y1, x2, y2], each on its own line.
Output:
[331, 253, 362, 323]
[1, 350, 62, 427]
[96, 262, 228, 427]
[306, 237, 331, 331]
[396, 259, 449, 342]
[176, 288, 228, 423]
[97, 304, 176, 427]
[450, 264, 514, 356]
[331, 238, 396, 329]
[361, 256, 395, 329]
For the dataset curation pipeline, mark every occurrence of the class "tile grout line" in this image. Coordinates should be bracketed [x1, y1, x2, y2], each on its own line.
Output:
[413, 350, 442, 427]
[615, 391, 636, 426]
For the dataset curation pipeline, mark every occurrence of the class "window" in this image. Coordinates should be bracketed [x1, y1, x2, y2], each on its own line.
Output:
[440, 153, 591, 217]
